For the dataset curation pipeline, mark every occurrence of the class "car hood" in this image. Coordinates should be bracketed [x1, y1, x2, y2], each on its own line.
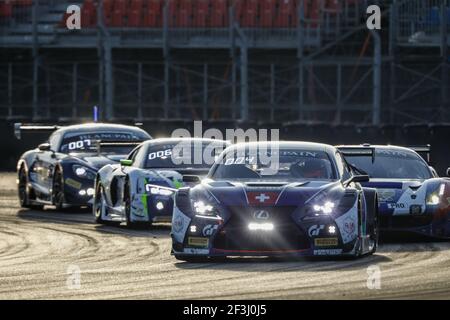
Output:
[202, 180, 337, 207]
[67, 154, 125, 170]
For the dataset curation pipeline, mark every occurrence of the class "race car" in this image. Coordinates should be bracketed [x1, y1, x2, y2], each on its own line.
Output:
[171, 141, 379, 261]
[16, 123, 151, 210]
[338, 144, 450, 238]
[93, 138, 230, 227]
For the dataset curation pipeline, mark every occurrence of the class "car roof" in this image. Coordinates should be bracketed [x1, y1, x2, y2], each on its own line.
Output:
[54, 123, 150, 137]
[142, 137, 230, 146]
[337, 144, 418, 153]
[227, 141, 336, 154]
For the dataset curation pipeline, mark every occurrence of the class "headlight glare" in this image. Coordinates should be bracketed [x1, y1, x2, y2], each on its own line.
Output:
[193, 200, 215, 215]
[72, 165, 95, 179]
[313, 201, 335, 214]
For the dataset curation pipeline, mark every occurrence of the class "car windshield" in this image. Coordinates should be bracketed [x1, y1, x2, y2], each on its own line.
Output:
[60, 131, 146, 154]
[345, 149, 432, 179]
[210, 147, 336, 181]
[144, 141, 227, 169]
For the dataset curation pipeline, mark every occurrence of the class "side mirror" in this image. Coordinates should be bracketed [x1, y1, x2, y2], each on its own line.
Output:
[447, 168, 450, 177]
[182, 175, 201, 183]
[38, 143, 51, 152]
[120, 159, 133, 166]
[351, 175, 370, 183]
[345, 174, 369, 187]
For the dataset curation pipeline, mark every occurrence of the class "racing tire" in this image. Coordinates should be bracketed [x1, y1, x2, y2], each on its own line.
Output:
[93, 183, 106, 224]
[18, 166, 44, 210]
[367, 196, 379, 255]
[52, 168, 66, 211]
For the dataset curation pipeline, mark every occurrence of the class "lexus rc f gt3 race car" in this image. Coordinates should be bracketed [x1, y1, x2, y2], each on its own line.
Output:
[16, 123, 151, 210]
[171, 141, 379, 261]
[93, 138, 230, 227]
[338, 144, 450, 238]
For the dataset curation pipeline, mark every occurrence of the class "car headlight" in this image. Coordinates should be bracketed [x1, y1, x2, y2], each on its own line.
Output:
[192, 200, 216, 216]
[72, 165, 96, 180]
[426, 183, 445, 205]
[312, 201, 335, 214]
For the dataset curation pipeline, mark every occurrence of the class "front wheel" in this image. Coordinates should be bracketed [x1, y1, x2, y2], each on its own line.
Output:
[52, 169, 66, 211]
[124, 180, 149, 229]
[93, 183, 106, 224]
[18, 167, 43, 210]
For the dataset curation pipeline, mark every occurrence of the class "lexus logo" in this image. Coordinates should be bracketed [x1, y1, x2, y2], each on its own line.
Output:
[253, 210, 270, 220]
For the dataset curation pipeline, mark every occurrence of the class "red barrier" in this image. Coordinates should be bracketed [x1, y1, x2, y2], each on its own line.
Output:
[144, 0, 162, 27]
[260, 0, 275, 28]
[0, 1, 12, 18]
[194, 0, 209, 28]
[275, 0, 295, 28]
[210, 0, 228, 27]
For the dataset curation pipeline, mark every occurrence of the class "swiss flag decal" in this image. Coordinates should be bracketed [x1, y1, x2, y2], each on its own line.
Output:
[247, 192, 279, 206]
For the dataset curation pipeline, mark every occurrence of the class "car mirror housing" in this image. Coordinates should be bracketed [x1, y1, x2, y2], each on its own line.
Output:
[120, 159, 133, 166]
[352, 175, 370, 183]
[38, 143, 51, 152]
[345, 174, 369, 187]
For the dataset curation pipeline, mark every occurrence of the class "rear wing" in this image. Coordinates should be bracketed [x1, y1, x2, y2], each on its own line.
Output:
[406, 145, 431, 164]
[95, 140, 144, 156]
[337, 146, 375, 162]
[14, 122, 61, 140]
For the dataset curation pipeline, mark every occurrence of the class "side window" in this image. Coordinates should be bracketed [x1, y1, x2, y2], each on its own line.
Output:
[335, 152, 351, 180]
[128, 146, 142, 162]
[49, 133, 60, 150]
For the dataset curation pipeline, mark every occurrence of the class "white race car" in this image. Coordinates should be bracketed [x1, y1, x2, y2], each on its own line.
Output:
[93, 138, 229, 227]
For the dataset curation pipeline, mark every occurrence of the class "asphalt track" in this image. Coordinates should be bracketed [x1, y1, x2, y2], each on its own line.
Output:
[0, 172, 450, 300]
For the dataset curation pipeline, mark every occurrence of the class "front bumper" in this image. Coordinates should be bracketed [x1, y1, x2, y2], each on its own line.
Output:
[171, 207, 358, 258]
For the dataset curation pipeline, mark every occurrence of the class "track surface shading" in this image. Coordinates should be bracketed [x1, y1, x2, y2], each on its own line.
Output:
[1, 173, 449, 299]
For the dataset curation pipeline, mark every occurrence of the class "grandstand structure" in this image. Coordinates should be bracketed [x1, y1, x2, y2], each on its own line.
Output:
[0, 0, 449, 124]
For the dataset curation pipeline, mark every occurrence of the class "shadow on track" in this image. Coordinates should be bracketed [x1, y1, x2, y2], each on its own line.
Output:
[173, 253, 392, 272]
[16, 207, 172, 239]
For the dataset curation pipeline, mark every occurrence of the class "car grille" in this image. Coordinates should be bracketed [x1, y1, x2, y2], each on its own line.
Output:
[213, 206, 310, 251]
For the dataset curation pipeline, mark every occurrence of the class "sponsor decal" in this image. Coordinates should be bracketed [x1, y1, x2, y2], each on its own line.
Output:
[253, 209, 270, 220]
[314, 238, 338, 247]
[343, 217, 355, 235]
[172, 207, 191, 243]
[188, 237, 209, 248]
[377, 189, 395, 202]
[388, 203, 406, 209]
[308, 224, 324, 237]
[247, 192, 279, 205]
[65, 178, 82, 189]
[335, 202, 358, 244]
[173, 216, 184, 233]
[202, 224, 219, 236]
[313, 249, 343, 256]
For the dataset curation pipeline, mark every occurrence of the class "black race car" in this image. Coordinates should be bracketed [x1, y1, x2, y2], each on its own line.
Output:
[16, 123, 151, 210]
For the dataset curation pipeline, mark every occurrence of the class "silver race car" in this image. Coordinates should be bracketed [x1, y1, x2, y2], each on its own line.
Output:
[93, 138, 230, 227]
